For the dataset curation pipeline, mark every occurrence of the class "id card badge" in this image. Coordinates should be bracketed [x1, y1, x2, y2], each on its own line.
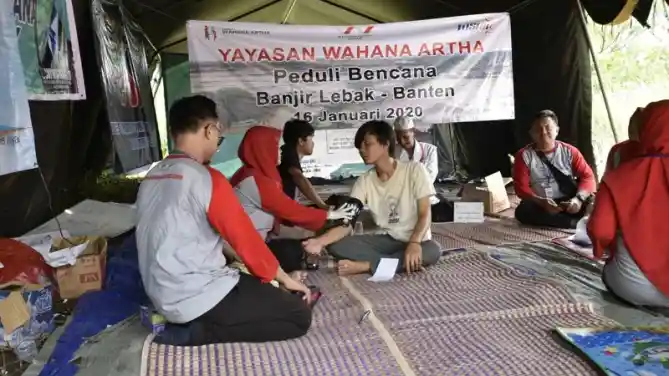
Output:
[543, 185, 554, 198]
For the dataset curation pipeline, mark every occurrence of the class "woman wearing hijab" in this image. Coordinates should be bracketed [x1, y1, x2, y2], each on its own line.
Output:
[230, 126, 356, 273]
[587, 100, 669, 307]
[603, 107, 644, 174]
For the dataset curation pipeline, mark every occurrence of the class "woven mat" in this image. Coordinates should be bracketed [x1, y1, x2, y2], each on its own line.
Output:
[345, 251, 616, 375]
[141, 251, 614, 376]
[141, 271, 405, 376]
[431, 217, 573, 251]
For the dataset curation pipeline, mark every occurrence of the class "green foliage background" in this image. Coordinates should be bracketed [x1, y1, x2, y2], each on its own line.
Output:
[588, 3, 669, 174]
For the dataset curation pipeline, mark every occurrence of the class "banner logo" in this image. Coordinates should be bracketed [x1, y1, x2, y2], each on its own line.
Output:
[339, 25, 374, 40]
[457, 19, 493, 33]
[204, 25, 217, 41]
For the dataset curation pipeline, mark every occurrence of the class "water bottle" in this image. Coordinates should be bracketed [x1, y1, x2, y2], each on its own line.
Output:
[14, 338, 38, 362]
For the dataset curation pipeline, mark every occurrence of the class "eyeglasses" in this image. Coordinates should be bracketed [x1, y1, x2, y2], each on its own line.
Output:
[207, 122, 225, 146]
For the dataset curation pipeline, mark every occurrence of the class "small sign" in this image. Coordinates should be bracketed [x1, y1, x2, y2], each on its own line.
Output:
[453, 202, 485, 223]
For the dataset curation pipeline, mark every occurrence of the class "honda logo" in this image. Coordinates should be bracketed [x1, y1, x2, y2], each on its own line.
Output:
[343, 25, 374, 35]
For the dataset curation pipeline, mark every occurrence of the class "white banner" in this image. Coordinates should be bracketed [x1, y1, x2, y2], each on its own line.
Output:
[187, 14, 514, 178]
[187, 14, 514, 129]
[0, 0, 37, 176]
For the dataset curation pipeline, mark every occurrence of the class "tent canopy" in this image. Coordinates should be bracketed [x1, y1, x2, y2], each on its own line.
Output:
[0, 0, 656, 237]
[127, 0, 653, 54]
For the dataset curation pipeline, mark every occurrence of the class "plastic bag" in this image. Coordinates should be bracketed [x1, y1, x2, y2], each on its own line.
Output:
[572, 216, 592, 246]
[0, 239, 54, 362]
[0, 238, 52, 287]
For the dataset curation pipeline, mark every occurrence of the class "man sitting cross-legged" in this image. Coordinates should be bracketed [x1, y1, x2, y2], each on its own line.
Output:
[513, 110, 596, 229]
[136, 96, 312, 346]
[302, 120, 442, 276]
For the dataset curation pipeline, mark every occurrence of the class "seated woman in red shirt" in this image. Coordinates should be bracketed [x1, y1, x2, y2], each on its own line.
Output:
[604, 107, 644, 174]
[230, 126, 355, 273]
[588, 100, 669, 307]
[513, 110, 596, 229]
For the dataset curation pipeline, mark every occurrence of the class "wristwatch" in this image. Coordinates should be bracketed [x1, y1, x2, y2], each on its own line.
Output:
[575, 192, 590, 204]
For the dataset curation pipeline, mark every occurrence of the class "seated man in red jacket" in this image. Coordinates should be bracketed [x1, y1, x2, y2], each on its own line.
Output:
[512, 110, 596, 229]
[136, 96, 311, 346]
[230, 125, 356, 273]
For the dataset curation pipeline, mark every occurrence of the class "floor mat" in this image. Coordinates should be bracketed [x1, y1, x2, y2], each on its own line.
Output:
[142, 251, 615, 376]
[345, 251, 616, 375]
[431, 217, 572, 251]
[141, 271, 405, 376]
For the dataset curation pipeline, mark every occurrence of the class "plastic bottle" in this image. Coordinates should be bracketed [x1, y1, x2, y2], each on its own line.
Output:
[14, 338, 38, 362]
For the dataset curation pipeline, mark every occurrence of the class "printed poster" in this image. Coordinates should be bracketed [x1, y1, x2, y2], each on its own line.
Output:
[186, 14, 514, 177]
[0, 0, 37, 176]
[14, 0, 86, 100]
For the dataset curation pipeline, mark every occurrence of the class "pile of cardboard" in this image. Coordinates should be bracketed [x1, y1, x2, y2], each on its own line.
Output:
[0, 235, 108, 360]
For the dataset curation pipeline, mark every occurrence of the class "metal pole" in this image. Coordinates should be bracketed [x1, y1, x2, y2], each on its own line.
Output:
[576, 0, 619, 142]
[281, 0, 299, 24]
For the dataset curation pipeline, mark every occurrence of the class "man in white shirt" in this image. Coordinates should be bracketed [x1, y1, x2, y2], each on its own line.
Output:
[302, 120, 441, 276]
[394, 117, 439, 183]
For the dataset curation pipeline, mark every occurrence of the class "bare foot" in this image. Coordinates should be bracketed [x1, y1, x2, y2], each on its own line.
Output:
[336, 260, 371, 276]
[290, 270, 308, 282]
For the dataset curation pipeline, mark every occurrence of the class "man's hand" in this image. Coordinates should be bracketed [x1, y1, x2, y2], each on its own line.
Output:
[539, 197, 562, 214]
[560, 198, 582, 214]
[276, 271, 311, 303]
[404, 242, 423, 274]
[302, 238, 324, 255]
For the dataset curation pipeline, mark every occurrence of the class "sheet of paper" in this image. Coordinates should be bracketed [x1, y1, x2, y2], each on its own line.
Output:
[44, 241, 89, 267]
[15, 231, 71, 257]
[453, 202, 485, 223]
[367, 258, 399, 282]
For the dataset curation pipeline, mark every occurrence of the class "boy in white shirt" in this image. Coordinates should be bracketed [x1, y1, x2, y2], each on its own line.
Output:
[302, 120, 441, 276]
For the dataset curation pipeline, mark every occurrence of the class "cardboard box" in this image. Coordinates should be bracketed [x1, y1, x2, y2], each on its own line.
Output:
[461, 172, 511, 214]
[139, 305, 166, 335]
[51, 236, 107, 299]
[0, 284, 54, 351]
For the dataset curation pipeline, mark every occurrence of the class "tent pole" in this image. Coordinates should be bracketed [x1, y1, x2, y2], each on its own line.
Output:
[281, 0, 299, 24]
[576, 0, 619, 142]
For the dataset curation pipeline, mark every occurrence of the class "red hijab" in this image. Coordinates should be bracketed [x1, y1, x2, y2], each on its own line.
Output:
[601, 100, 669, 294]
[229, 126, 282, 187]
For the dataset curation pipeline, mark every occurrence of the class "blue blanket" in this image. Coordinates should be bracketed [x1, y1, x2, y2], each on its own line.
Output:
[40, 232, 147, 376]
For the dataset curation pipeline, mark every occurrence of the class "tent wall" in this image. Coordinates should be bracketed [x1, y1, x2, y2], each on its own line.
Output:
[2, 0, 652, 237]
[447, 0, 593, 178]
[162, 1, 594, 180]
[0, 0, 112, 238]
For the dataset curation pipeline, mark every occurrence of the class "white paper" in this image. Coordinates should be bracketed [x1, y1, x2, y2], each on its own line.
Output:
[453, 202, 485, 223]
[367, 258, 399, 282]
[44, 241, 89, 267]
[14, 231, 71, 257]
[13, 230, 88, 267]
